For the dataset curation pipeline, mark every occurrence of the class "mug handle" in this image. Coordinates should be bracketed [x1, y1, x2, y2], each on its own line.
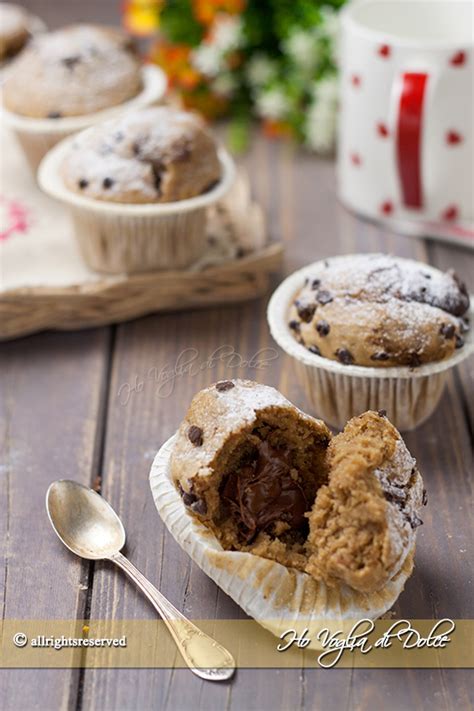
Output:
[394, 71, 429, 210]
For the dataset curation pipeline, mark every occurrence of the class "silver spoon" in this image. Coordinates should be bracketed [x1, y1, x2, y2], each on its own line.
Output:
[46, 479, 235, 681]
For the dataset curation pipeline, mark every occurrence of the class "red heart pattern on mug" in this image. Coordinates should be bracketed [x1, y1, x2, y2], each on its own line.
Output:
[377, 122, 389, 138]
[351, 74, 361, 87]
[350, 153, 362, 166]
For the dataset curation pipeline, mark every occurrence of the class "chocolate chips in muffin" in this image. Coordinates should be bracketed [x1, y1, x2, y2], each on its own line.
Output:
[288, 254, 470, 367]
[171, 381, 424, 594]
[60, 107, 222, 204]
[3, 24, 143, 118]
[171, 380, 331, 571]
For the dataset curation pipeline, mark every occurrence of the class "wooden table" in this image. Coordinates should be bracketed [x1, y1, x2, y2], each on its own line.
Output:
[1, 3, 473, 710]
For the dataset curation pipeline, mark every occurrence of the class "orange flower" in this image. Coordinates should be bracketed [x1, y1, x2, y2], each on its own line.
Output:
[122, 0, 161, 36]
[262, 119, 294, 139]
[150, 41, 201, 90]
[181, 89, 229, 119]
[193, 0, 245, 25]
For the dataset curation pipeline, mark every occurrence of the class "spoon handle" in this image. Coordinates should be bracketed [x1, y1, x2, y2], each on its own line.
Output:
[110, 551, 235, 681]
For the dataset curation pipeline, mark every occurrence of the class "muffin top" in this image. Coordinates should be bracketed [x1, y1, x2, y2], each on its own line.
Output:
[288, 254, 470, 367]
[0, 3, 31, 60]
[60, 107, 222, 204]
[2, 24, 142, 117]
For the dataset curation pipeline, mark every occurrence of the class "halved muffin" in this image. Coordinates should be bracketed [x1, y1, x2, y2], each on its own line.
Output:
[170, 380, 425, 594]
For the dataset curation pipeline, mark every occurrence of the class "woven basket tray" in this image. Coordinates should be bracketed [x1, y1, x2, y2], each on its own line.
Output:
[0, 126, 283, 340]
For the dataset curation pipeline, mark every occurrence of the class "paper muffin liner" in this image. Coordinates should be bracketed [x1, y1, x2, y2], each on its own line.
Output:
[38, 138, 236, 274]
[149, 435, 416, 648]
[1, 65, 167, 174]
[267, 256, 474, 431]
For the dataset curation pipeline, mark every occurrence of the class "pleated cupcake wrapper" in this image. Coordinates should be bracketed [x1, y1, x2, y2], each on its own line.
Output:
[1, 64, 167, 174]
[38, 138, 236, 274]
[150, 435, 415, 649]
[267, 256, 474, 431]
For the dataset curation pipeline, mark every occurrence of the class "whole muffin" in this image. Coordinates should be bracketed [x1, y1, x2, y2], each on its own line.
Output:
[288, 253, 470, 367]
[0, 3, 31, 60]
[2, 24, 142, 118]
[60, 107, 222, 204]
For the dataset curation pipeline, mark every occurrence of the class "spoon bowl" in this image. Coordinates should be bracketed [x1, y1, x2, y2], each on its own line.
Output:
[45, 478, 235, 680]
[46, 480, 125, 560]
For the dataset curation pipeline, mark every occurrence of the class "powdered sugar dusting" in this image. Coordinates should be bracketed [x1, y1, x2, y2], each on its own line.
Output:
[61, 107, 220, 203]
[3, 24, 142, 117]
[172, 379, 326, 477]
[306, 254, 468, 316]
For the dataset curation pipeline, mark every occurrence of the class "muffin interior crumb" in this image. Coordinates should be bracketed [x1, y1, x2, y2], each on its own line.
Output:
[187, 410, 329, 571]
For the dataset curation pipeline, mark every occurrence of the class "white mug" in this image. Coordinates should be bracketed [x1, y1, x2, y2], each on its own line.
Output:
[338, 0, 474, 242]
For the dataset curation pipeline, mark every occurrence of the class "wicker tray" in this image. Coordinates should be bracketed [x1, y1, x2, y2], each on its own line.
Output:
[0, 127, 283, 340]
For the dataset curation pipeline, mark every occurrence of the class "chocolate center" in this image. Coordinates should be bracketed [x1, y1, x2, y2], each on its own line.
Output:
[221, 440, 308, 543]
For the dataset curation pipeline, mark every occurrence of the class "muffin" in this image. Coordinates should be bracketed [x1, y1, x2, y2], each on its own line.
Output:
[61, 107, 222, 204]
[0, 3, 31, 60]
[2, 24, 142, 118]
[305, 410, 423, 593]
[151, 381, 424, 641]
[1, 24, 166, 173]
[170, 380, 423, 593]
[288, 253, 469, 367]
[268, 254, 473, 430]
[38, 107, 235, 273]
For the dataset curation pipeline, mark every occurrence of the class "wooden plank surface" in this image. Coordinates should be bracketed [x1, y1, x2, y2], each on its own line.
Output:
[0, 329, 111, 710]
[2, 1, 473, 710]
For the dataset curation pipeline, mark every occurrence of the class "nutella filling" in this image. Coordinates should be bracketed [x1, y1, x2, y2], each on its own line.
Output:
[220, 440, 308, 544]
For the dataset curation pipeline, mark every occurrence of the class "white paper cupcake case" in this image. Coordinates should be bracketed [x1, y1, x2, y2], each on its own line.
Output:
[38, 138, 236, 274]
[150, 435, 416, 648]
[267, 256, 474, 431]
[1, 64, 167, 173]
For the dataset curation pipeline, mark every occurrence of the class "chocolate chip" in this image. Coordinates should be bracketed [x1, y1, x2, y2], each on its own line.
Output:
[62, 55, 81, 69]
[288, 320, 301, 333]
[335, 348, 354, 365]
[439, 323, 455, 339]
[378, 409, 387, 417]
[78, 179, 89, 189]
[384, 485, 407, 504]
[132, 141, 142, 156]
[422, 488, 428, 506]
[216, 380, 235, 392]
[296, 301, 316, 323]
[191, 498, 207, 515]
[308, 345, 321, 356]
[405, 512, 423, 529]
[455, 334, 464, 349]
[151, 164, 162, 192]
[371, 351, 390, 361]
[316, 320, 330, 336]
[408, 352, 422, 368]
[47, 111, 62, 119]
[187, 425, 203, 447]
[310, 278, 321, 290]
[102, 177, 114, 189]
[423, 272, 432, 279]
[316, 290, 333, 305]
[182, 490, 197, 507]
